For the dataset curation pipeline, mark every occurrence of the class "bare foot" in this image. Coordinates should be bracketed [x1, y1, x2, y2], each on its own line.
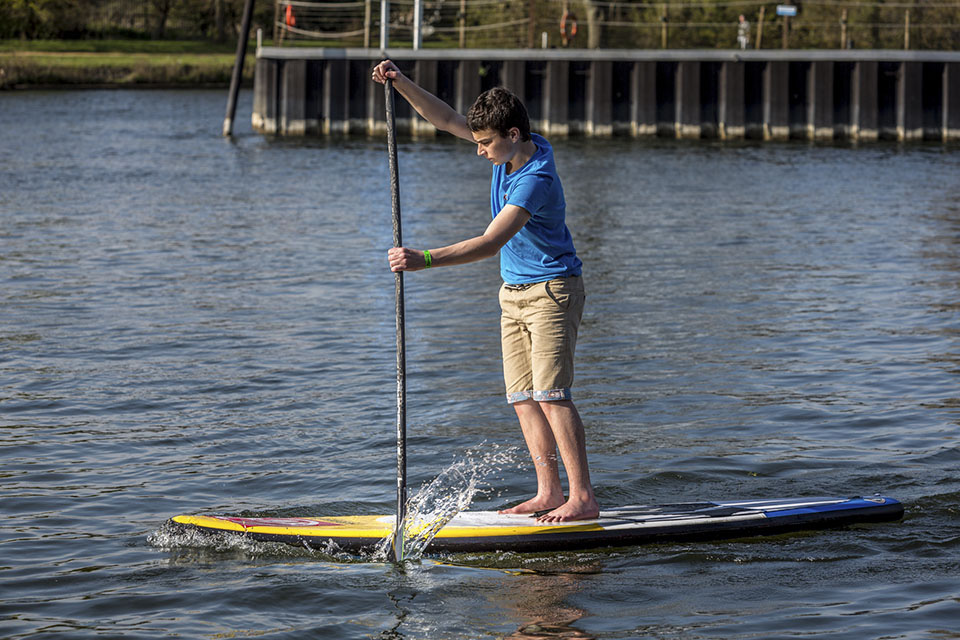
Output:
[535, 498, 600, 523]
[498, 495, 564, 516]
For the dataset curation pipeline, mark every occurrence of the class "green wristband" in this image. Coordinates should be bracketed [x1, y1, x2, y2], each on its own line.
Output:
[423, 249, 433, 268]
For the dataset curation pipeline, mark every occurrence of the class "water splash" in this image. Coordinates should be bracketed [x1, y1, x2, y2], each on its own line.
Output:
[147, 518, 362, 562]
[375, 442, 523, 562]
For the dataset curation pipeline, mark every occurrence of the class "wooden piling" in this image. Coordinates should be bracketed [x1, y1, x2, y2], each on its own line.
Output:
[222, 0, 256, 136]
[946, 63, 960, 141]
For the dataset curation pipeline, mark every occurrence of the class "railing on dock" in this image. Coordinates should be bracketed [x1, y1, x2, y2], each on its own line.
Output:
[252, 48, 960, 141]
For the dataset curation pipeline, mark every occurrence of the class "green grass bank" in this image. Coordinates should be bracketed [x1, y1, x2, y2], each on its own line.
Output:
[0, 40, 257, 89]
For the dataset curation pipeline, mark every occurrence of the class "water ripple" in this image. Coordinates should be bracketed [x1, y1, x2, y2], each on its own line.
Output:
[1, 90, 958, 639]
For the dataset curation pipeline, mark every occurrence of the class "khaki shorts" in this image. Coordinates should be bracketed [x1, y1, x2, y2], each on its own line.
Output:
[498, 276, 585, 404]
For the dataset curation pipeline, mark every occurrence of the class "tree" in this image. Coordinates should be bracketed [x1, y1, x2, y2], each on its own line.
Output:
[150, 0, 180, 38]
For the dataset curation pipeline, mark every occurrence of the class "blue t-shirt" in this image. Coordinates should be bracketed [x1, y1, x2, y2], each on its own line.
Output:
[491, 133, 582, 284]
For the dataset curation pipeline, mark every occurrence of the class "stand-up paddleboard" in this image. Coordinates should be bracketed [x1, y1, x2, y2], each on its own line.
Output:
[170, 495, 902, 554]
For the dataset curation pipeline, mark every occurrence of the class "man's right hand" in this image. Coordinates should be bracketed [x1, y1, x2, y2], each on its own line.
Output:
[370, 58, 473, 141]
[372, 60, 403, 85]
[388, 247, 429, 272]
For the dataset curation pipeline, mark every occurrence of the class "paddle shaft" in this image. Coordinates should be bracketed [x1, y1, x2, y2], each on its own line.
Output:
[385, 79, 407, 562]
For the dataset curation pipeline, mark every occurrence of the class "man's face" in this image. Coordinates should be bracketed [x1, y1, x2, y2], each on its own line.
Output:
[471, 128, 518, 166]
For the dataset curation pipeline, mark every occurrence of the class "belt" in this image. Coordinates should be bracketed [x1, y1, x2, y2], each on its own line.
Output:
[504, 275, 578, 291]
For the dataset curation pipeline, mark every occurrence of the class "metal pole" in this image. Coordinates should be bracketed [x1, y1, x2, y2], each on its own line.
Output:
[364, 0, 372, 49]
[904, 9, 910, 50]
[385, 79, 407, 563]
[660, 4, 668, 49]
[755, 5, 765, 49]
[380, 0, 389, 51]
[413, 0, 422, 49]
[840, 8, 848, 50]
[222, 0, 256, 136]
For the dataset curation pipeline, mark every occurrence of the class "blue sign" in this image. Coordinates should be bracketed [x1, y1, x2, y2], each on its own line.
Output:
[776, 5, 797, 16]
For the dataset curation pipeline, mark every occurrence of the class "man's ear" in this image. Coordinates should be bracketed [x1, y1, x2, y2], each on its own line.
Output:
[509, 127, 520, 142]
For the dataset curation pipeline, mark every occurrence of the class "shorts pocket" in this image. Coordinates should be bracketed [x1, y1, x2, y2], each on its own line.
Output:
[543, 279, 581, 310]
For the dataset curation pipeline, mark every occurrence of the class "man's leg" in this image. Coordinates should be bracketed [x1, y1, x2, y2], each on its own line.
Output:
[498, 399, 565, 515]
[536, 399, 599, 522]
[527, 278, 596, 521]
[498, 277, 598, 520]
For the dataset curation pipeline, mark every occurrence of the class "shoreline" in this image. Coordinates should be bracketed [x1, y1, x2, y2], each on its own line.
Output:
[0, 49, 255, 90]
[1, 80, 252, 91]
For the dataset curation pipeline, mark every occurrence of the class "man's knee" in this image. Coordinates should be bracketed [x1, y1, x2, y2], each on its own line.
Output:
[537, 399, 577, 418]
[512, 397, 540, 416]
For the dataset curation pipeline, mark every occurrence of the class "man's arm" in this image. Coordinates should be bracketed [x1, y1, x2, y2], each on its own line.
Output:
[388, 204, 531, 272]
[372, 59, 474, 142]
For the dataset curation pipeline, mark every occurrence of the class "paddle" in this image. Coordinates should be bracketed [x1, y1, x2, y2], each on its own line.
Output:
[385, 78, 407, 563]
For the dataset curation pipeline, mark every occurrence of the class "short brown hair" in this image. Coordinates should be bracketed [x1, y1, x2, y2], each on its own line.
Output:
[466, 87, 531, 141]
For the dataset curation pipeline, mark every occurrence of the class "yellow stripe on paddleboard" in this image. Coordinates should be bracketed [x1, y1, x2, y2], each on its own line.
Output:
[172, 515, 392, 538]
[174, 514, 607, 539]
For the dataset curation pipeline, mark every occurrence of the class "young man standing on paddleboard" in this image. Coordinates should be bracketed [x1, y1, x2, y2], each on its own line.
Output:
[372, 60, 598, 523]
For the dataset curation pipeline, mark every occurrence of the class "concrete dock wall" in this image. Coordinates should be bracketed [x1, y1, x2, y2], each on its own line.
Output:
[252, 48, 960, 141]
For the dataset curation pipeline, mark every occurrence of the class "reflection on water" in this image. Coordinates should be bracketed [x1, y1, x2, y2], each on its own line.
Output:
[500, 569, 599, 640]
[510, 617, 593, 639]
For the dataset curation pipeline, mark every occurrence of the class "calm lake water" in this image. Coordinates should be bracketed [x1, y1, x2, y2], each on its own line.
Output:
[2, 89, 959, 639]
